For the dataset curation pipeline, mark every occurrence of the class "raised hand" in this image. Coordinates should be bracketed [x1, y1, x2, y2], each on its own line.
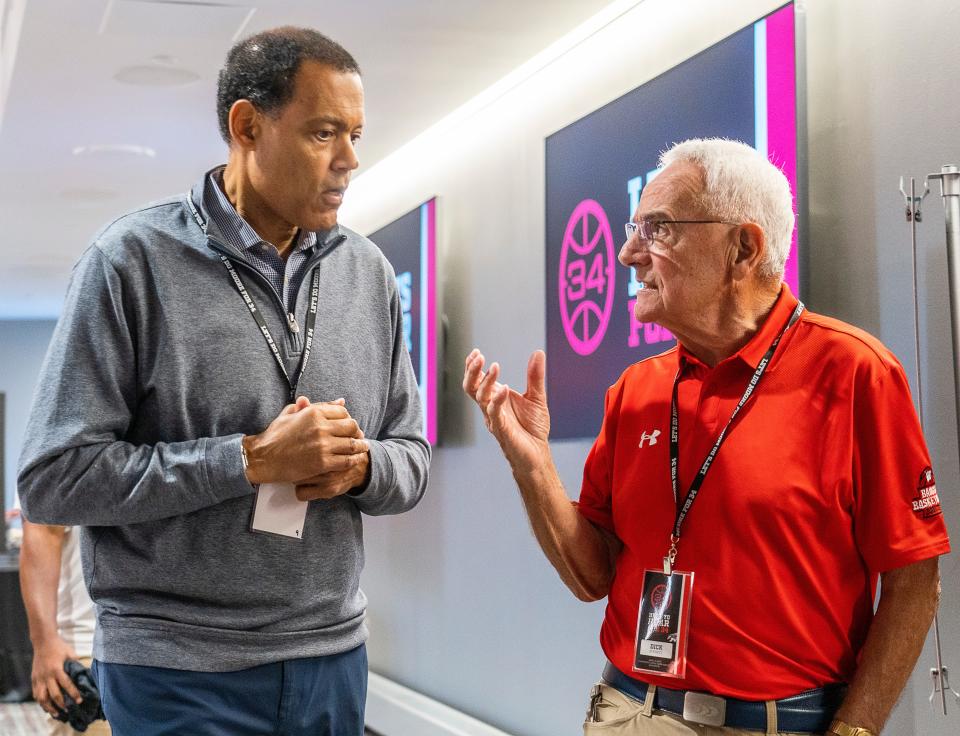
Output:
[462, 349, 621, 600]
[463, 348, 551, 474]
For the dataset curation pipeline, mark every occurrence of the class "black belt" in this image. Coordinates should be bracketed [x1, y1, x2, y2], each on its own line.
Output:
[602, 662, 845, 733]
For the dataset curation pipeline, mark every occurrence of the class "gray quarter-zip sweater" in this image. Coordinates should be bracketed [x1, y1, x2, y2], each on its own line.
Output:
[17, 174, 430, 671]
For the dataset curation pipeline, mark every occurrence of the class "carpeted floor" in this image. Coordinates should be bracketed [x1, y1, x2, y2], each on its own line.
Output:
[0, 702, 383, 735]
[0, 702, 50, 735]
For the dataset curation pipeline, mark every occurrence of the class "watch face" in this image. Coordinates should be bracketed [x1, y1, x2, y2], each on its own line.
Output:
[830, 721, 875, 736]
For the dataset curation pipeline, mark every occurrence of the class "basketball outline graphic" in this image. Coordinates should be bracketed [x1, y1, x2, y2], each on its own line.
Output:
[558, 199, 616, 356]
[650, 583, 671, 611]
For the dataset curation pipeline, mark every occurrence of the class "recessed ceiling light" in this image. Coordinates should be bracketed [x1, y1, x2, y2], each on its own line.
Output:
[72, 143, 157, 158]
[59, 187, 120, 203]
[114, 64, 200, 86]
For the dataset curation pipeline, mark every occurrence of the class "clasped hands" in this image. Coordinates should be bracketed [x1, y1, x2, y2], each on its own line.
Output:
[242, 396, 370, 501]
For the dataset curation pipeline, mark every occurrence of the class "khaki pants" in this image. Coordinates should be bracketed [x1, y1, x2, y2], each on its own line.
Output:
[45, 657, 112, 736]
[583, 682, 807, 736]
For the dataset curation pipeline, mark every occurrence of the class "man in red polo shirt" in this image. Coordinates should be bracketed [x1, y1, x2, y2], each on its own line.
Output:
[463, 138, 949, 735]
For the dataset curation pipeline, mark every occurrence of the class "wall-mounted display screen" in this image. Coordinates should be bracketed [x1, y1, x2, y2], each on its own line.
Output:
[545, 3, 799, 440]
[368, 199, 438, 444]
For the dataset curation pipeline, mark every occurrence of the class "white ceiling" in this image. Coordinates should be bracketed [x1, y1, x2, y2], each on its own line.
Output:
[0, 0, 615, 318]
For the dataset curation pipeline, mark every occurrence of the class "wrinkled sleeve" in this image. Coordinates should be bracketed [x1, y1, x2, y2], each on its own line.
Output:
[17, 245, 253, 526]
[851, 361, 951, 573]
[350, 281, 430, 516]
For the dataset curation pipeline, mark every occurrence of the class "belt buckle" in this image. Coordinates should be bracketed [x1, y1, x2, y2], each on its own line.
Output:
[682, 691, 726, 727]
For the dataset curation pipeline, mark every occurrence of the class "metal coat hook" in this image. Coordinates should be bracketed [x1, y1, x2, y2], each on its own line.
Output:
[901, 176, 930, 223]
[900, 177, 930, 423]
[929, 665, 960, 708]
[899, 172, 954, 718]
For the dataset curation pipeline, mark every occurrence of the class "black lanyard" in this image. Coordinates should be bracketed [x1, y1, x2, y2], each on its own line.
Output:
[220, 256, 320, 403]
[663, 301, 804, 573]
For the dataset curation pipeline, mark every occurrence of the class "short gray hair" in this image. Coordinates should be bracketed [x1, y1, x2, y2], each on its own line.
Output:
[659, 138, 794, 279]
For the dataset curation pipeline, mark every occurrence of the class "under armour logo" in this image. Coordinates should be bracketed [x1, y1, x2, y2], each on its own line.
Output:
[639, 430, 661, 448]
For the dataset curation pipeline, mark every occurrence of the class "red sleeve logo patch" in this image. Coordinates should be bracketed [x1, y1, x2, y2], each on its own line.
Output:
[911, 466, 942, 518]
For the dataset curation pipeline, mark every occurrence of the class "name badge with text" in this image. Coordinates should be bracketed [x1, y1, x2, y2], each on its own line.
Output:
[250, 482, 308, 540]
[633, 569, 694, 679]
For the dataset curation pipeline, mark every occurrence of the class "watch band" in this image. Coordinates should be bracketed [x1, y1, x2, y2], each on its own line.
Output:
[240, 439, 250, 472]
[829, 719, 877, 736]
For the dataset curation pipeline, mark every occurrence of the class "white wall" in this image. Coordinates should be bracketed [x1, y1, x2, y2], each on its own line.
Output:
[0, 319, 55, 520]
[341, 0, 960, 734]
[805, 1, 960, 733]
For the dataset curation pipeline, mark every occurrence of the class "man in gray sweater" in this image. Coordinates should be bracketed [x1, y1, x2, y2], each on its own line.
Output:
[17, 27, 429, 736]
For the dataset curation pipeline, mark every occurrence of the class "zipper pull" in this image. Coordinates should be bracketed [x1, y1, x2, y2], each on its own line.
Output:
[287, 312, 300, 333]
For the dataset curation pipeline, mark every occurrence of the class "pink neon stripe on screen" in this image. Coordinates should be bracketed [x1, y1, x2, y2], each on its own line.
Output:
[425, 198, 437, 445]
[766, 5, 798, 294]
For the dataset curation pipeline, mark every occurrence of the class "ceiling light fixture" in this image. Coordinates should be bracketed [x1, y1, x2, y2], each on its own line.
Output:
[72, 143, 157, 158]
[346, 0, 645, 191]
[114, 64, 200, 86]
[59, 187, 120, 203]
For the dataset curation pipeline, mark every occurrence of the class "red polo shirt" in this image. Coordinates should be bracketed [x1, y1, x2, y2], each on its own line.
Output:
[577, 285, 950, 699]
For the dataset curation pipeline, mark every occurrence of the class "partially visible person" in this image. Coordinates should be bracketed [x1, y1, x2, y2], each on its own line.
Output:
[464, 138, 950, 735]
[17, 25, 428, 736]
[19, 520, 110, 735]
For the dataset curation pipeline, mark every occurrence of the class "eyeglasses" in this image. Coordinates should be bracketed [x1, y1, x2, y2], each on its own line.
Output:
[624, 219, 741, 244]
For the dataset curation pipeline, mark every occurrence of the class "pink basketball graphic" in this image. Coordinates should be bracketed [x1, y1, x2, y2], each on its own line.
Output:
[558, 199, 616, 356]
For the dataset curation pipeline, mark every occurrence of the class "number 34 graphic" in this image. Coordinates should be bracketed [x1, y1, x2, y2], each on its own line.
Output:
[558, 199, 616, 356]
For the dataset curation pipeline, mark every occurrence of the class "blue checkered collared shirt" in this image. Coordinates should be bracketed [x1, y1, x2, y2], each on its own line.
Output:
[204, 167, 326, 314]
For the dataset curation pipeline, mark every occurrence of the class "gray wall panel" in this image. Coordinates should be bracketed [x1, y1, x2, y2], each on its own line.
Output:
[0, 320, 56, 520]
[806, 1, 960, 733]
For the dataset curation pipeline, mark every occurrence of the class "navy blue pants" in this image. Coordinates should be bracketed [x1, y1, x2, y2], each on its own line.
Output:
[93, 645, 367, 736]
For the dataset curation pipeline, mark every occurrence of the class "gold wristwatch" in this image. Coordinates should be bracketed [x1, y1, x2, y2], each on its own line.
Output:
[828, 719, 877, 736]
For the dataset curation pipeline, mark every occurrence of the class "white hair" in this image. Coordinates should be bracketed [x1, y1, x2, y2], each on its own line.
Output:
[659, 138, 794, 279]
